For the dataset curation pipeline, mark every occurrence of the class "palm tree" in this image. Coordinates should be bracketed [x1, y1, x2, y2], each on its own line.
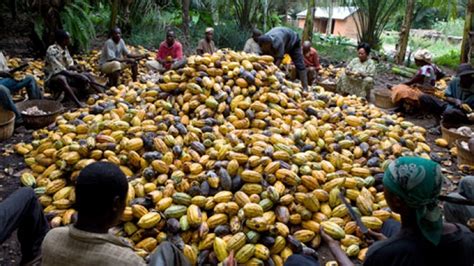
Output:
[345, 0, 402, 49]
[461, 0, 474, 63]
[395, 0, 415, 65]
[396, 0, 458, 65]
[302, 0, 316, 42]
[182, 0, 190, 45]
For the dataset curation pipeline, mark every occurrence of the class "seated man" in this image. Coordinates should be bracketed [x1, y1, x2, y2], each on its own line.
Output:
[45, 30, 104, 108]
[146, 30, 186, 72]
[0, 187, 49, 265]
[0, 50, 42, 124]
[444, 176, 474, 227]
[42, 162, 190, 266]
[258, 27, 308, 90]
[196, 27, 217, 55]
[419, 63, 474, 126]
[243, 29, 262, 55]
[99, 27, 144, 86]
[302, 40, 321, 85]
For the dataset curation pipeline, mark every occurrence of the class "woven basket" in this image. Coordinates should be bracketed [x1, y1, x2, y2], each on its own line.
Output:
[456, 140, 474, 166]
[441, 124, 474, 147]
[0, 110, 15, 141]
[374, 89, 397, 109]
[317, 81, 337, 92]
[16, 100, 63, 129]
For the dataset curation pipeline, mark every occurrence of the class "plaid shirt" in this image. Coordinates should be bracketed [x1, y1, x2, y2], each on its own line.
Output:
[44, 44, 74, 81]
[42, 225, 146, 266]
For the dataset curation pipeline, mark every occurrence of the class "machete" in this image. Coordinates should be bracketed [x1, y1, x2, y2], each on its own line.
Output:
[438, 195, 474, 206]
[338, 187, 369, 234]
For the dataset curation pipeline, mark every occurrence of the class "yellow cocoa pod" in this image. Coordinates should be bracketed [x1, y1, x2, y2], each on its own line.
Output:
[254, 244, 270, 260]
[227, 232, 247, 252]
[293, 229, 315, 243]
[341, 234, 361, 247]
[187, 204, 202, 227]
[46, 179, 67, 195]
[361, 216, 383, 230]
[213, 237, 228, 262]
[207, 213, 228, 228]
[213, 191, 233, 203]
[137, 212, 161, 229]
[136, 237, 158, 252]
[235, 244, 255, 264]
[241, 170, 263, 183]
[243, 203, 264, 218]
[346, 244, 360, 257]
[321, 221, 345, 239]
[132, 204, 149, 218]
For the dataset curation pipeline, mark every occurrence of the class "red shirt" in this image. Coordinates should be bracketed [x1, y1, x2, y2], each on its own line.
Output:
[156, 41, 183, 69]
[304, 47, 321, 69]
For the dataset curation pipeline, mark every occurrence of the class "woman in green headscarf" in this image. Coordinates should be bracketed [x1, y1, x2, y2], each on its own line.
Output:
[321, 157, 474, 266]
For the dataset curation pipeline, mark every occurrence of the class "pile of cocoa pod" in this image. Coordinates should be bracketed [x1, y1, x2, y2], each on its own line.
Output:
[16, 49, 432, 265]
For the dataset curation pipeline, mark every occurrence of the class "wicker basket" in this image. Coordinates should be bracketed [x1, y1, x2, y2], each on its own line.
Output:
[16, 100, 63, 129]
[456, 140, 474, 166]
[0, 110, 15, 141]
[441, 124, 474, 147]
[317, 81, 337, 92]
[374, 89, 397, 109]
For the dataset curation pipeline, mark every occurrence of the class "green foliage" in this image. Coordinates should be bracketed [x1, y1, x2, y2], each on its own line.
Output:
[433, 19, 465, 37]
[315, 43, 356, 64]
[213, 24, 251, 51]
[434, 50, 461, 69]
[60, 1, 96, 51]
[344, 0, 403, 49]
[89, 2, 110, 34]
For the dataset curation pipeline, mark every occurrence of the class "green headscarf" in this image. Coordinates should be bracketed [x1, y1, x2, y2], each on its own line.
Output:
[383, 156, 443, 245]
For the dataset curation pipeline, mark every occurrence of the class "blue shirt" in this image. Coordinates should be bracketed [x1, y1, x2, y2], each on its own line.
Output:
[445, 77, 474, 108]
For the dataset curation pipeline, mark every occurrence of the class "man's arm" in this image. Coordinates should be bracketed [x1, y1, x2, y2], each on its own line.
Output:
[404, 74, 425, 86]
[0, 71, 12, 78]
[243, 39, 251, 53]
[313, 51, 321, 70]
[196, 40, 204, 55]
[175, 43, 183, 60]
[320, 230, 354, 266]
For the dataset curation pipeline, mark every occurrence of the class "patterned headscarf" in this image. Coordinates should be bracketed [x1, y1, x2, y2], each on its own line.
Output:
[383, 157, 443, 245]
[414, 49, 433, 64]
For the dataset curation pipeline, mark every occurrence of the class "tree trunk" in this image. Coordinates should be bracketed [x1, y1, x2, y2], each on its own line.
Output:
[110, 0, 120, 30]
[461, 0, 474, 63]
[182, 0, 190, 50]
[302, 0, 316, 42]
[396, 0, 416, 65]
[326, 0, 334, 35]
[281, 0, 288, 25]
[263, 0, 269, 31]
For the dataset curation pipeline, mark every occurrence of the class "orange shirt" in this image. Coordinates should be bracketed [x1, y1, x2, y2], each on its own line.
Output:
[304, 47, 321, 69]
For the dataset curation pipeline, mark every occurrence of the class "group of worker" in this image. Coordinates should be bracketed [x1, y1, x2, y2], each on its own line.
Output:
[334, 43, 474, 129]
[0, 157, 472, 266]
[3, 25, 474, 130]
[1, 26, 323, 126]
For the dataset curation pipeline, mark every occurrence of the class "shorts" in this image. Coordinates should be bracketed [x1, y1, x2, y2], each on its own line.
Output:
[100, 61, 128, 74]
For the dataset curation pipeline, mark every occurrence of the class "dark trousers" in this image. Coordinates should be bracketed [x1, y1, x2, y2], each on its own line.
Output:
[0, 76, 42, 122]
[289, 39, 306, 71]
[419, 94, 469, 125]
[0, 188, 49, 262]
